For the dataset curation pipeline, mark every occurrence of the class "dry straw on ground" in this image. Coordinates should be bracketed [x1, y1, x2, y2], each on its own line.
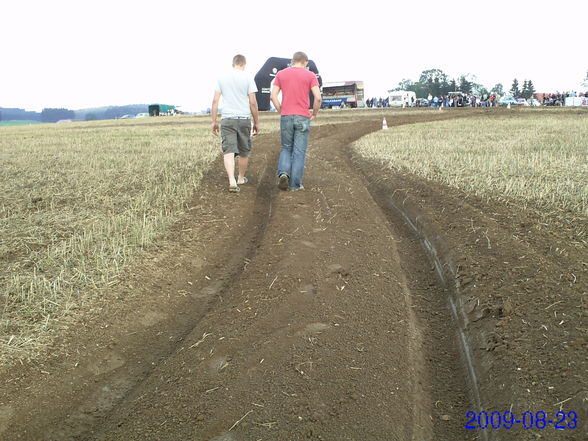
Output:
[1, 110, 359, 364]
[353, 109, 588, 224]
[1, 117, 221, 363]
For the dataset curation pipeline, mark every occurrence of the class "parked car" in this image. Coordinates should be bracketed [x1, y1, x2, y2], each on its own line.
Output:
[516, 98, 529, 107]
[528, 98, 541, 107]
[415, 98, 429, 107]
[135, 113, 149, 118]
[499, 96, 518, 107]
[119, 114, 135, 119]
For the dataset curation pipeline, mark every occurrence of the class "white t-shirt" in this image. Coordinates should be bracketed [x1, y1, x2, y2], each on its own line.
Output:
[216, 69, 258, 119]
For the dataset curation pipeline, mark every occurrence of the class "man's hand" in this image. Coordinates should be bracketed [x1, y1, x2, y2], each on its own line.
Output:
[310, 85, 321, 120]
[271, 85, 282, 115]
[211, 91, 221, 136]
[252, 123, 260, 136]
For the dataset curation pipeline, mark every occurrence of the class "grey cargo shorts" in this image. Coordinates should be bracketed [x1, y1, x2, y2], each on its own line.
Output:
[220, 118, 252, 157]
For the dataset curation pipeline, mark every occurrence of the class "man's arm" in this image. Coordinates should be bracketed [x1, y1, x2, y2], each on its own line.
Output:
[211, 91, 221, 135]
[310, 85, 322, 120]
[271, 85, 281, 114]
[248, 93, 260, 136]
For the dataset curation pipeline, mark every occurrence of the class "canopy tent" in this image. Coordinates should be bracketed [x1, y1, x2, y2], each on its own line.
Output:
[254, 57, 322, 111]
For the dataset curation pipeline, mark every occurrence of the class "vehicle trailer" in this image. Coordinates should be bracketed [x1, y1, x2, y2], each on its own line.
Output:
[388, 90, 416, 107]
[321, 81, 365, 108]
[148, 104, 177, 116]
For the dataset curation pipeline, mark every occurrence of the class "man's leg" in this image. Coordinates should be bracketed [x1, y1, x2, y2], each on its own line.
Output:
[236, 120, 252, 184]
[289, 116, 310, 190]
[223, 153, 237, 187]
[277, 116, 294, 189]
[221, 120, 238, 188]
[237, 156, 249, 184]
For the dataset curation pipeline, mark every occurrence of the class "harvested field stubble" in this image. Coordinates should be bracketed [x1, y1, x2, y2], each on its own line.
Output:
[0, 110, 386, 365]
[353, 111, 588, 220]
[1, 120, 220, 363]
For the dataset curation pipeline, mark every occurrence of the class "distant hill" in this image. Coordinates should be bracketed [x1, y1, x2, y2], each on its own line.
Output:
[0, 108, 42, 122]
[0, 105, 149, 122]
[75, 104, 148, 121]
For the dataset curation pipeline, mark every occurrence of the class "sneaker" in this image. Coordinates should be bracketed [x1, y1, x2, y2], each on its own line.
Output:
[278, 173, 289, 191]
[289, 185, 304, 192]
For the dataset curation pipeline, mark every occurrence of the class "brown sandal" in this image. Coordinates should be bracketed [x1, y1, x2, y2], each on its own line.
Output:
[228, 185, 240, 193]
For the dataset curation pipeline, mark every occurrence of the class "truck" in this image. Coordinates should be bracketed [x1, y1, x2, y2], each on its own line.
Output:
[148, 104, 178, 116]
[321, 81, 365, 108]
[388, 90, 416, 107]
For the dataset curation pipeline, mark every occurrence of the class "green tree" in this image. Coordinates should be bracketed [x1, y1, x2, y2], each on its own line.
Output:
[395, 78, 415, 91]
[491, 83, 504, 95]
[40, 108, 75, 123]
[521, 79, 536, 99]
[510, 79, 520, 97]
[432, 76, 442, 96]
[419, 68, 450, 96]
[467, 77, 484, 95]
[527, 80, 536, 98]
[458, 75, 472, 94]
[449, 79, 457, 92]
[419, 68, 448, 85]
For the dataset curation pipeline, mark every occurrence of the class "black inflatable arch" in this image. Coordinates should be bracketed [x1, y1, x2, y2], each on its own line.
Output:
[254, 57, 322, 111]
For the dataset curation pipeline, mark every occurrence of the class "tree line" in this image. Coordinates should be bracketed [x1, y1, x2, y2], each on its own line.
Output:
[0, 105, 148, 122]
[394, 68, 537, 99]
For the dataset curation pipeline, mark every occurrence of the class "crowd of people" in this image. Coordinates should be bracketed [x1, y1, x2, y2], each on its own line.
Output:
[362, 90, 587, 108]
[538, 91, 587, 106]
[365, 97, 389, 108]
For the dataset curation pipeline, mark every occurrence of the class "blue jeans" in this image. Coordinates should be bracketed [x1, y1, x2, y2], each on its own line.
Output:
[277, 115, 310, 189]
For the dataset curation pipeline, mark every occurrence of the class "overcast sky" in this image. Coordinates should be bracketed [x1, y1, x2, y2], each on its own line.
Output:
[2, 0, 586, 112]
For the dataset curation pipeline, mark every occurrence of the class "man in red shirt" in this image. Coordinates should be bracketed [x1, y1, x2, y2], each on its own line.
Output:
[271, 52, 322, 191]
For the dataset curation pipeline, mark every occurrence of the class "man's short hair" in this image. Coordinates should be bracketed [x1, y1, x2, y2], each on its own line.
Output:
[292, 52, 308, 63]
[232, 54, 246, 66]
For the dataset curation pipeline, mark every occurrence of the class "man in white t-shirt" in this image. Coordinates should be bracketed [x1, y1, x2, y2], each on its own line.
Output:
[211, 54, 260, 192]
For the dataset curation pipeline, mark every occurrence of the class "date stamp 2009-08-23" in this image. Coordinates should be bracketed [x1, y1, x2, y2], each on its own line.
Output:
[465, 410, 578, 430]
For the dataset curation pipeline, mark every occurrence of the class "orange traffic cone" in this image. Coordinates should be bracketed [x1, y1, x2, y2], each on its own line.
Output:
[382, 118, 388, 130]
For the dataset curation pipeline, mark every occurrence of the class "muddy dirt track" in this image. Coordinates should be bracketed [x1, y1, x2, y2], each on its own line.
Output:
[1, 112, 586, 441]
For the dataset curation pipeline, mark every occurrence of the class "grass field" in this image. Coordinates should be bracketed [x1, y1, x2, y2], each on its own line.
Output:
[353, 109, 588, 223]
[1, 117, 223, 362]
[3, 108, 586, 365]
[0, 112, 312, 363]
[0, 120, 42, 127]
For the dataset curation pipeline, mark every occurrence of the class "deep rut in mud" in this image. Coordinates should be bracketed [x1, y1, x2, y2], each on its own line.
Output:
[2, 113, 528, 441]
